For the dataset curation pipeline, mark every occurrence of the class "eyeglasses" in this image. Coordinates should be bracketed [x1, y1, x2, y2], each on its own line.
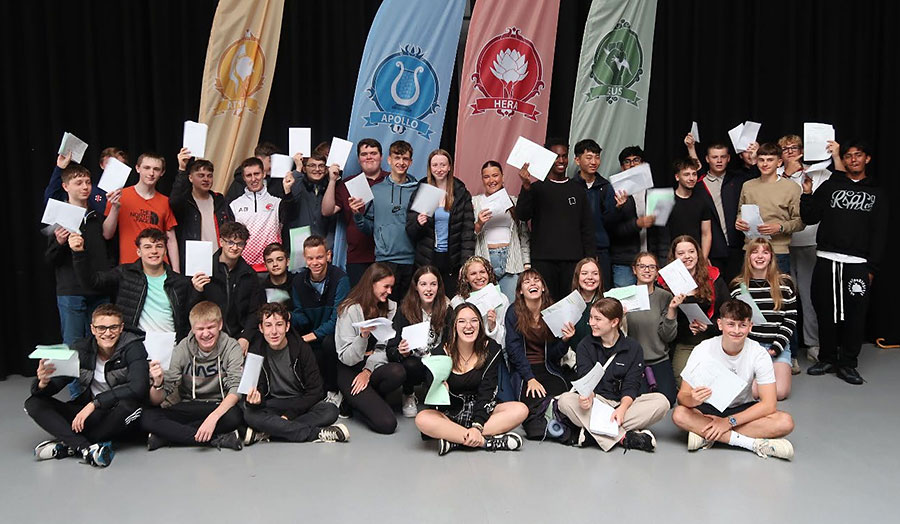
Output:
[634, 264, 658, 271]
[456, 319, 481, 327]
[306, 164, 326, 171]
[781, 145, 801, 153]
[92, 323, 123, 334]
[622, 158, 642, 167]
[223, 239, 246, 248]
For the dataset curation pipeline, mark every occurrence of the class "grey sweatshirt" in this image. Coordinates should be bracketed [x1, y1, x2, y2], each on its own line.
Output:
[623, 286, 678, 363]
[162, 331, 244, 406]
[336, 301, 397, 372]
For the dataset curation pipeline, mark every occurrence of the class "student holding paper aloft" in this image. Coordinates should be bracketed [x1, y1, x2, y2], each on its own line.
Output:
[504, 269, 573, 440]
[659, 235, 728, 385]
[242, 303, 347, 446]
[449, 256, 510, 348]
[141, 301, 244, 451]
[170, 150, 234, 273]
[730, 238, 797, 400]
[285, 151, 338, 252]
[672, 300, 794, 460]
[385, 266, 451, 418]
[554, 298, 669, 452]
[472, 161, 531, 303]
[44, 148, 129, 217]
[334, 263, 405, 434]
[406, 149, 475, 297]
[25, 304, 147, 467]
[625, 252, 682, 406]
[415, 303, 527, 456]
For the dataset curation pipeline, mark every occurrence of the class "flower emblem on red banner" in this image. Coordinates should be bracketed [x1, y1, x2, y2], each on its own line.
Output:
[470, 27, 544, 120]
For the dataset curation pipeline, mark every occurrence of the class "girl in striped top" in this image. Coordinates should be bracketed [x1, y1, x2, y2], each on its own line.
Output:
[730, 237, 797, 400]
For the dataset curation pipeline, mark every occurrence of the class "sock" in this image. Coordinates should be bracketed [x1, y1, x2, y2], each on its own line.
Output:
[728, 431, 755, 451]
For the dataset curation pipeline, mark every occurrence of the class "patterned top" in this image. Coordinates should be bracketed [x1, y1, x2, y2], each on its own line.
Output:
[730, 278, 797, 356]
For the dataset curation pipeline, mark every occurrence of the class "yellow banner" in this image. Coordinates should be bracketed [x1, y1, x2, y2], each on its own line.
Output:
[199, 0, 285, 193]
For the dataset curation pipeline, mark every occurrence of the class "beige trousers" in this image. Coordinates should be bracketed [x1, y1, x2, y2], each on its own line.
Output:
[557, 391, 670, 451]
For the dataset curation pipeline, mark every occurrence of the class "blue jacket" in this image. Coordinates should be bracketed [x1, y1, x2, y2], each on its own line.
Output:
[354, 174, 419, 264]
[504, 306, 569, 399]
[291, 264, 350, 339]
[574, 175, 621, 250]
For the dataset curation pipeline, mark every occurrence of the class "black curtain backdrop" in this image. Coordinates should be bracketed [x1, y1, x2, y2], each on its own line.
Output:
[3, 0, 897, 378]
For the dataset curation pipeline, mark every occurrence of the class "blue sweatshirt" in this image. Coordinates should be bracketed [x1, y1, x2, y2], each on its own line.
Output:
[354, 174, 419, 264]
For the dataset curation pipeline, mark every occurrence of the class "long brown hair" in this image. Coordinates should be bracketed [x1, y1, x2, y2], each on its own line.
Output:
[338, 262, 394, 318]
[732, 237, 789, 310]
[514, 268, 554, 342]
[667, 235, 713, 302]
[456, 256, 498, 299]
[571, 257, 604, 300]
[427, 149, 454, 210]
[445, 303, 490, 372]
[400, 265, 448, 333]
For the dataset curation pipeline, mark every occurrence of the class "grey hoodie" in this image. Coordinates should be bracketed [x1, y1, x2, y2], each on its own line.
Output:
[336, 301, 397, 372]
[161, 331, 243, 406]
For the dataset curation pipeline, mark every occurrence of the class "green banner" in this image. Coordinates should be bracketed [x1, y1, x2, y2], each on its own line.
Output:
[569, 0, 658, 177]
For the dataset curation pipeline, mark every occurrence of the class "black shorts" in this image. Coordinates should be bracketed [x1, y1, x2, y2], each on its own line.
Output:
[696, 401, 757, 418]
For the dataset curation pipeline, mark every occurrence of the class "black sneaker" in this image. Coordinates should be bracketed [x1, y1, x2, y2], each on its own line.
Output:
[147, 433, 168, 452]
[210, 430, 243, 451]
[438, 439, 459, 456]
[621, 429, 656, 452]
[483, 433, 523, 452]
[314, 424, 350, 443]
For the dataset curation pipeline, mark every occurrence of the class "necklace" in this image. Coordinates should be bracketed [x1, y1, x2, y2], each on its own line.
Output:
[458, 350, 475, 366]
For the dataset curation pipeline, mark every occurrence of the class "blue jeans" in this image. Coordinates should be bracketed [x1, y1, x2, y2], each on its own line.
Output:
[775, 253, 791, 274]
[57, 295, 109, 346]
[488, 246, 520, 304]
[611, 264, 637, 288]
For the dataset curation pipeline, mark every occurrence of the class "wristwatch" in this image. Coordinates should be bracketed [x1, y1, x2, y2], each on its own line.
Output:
[728, 416, 738, 427]
[152, 381, 164, 391]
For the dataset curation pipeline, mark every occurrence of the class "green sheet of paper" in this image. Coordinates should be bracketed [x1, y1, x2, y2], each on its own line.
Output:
[288, 226, 312, 272]
[605, 285, 639, 301]
[423, 355, 453, 405]
[29, 345, 74, 359]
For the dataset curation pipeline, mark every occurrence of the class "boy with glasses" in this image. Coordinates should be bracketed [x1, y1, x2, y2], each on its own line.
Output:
[284, 151, 337, 252]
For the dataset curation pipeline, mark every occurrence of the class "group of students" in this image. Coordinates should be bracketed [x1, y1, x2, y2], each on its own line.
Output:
[28, 129, 885, 467]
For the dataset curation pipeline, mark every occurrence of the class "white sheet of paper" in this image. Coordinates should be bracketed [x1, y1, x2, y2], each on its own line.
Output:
[58, 132, 88, 163]
[182, 120, 208, 159]
[30, 346, 80, 378]
[540, 290, 587, 338]
[41, 198, 85, 233]
[352, 317, 396, 342]
[738, 121, 761, 151]
[237, 353, 264, 394]
[288, 226, 311, 272]
[506, 136, 557, 181]
[691, 121, 700, 144]
[270, 154, 294, 179]
[736, 285, 767, 325]
[410, 184, 446, 216]
[728, 123, 746, 153]
[98, 157, 131, 193]
[740, 204, 770, 239]
[803, 122, 835, 162]
[401, 321, 431, 352]
[467, 284, 506, 317]
[326, 137, 354, 170]
[805, 160, 832, 174]
[658, 259, 698, 296]
[609, 285, 651, 312]
[678, 303, 713, 325]
[344, 174, 375, 205]
[572, 362, 605, 397]
[184, 240, 214, 277]
[289, 127, 312, 157]
[646, 188, 675, 226]
[144, 331, 176, 370]
[610, 163, 654, 195]
[265, 288, 291, 304]
[589, 398, 620, 437]
[681, 358, 747, 412]
[483, 188, 514, 216]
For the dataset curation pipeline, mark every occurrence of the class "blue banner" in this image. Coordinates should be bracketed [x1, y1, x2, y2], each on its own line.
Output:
[345, 0, 464, 178]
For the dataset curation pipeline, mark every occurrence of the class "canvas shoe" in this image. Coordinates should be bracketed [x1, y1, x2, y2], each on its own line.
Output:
[314, 424, 350, 443]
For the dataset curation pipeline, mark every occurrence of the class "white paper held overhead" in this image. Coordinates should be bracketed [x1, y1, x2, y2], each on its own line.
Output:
[610, 163, 654, 195]
[183, 120, 208, 159]
[98, 157, 131, 193]
[288, 127, 312, 157]
[58, 132, 88, 163]
[326, 138, 354, 170]
[803, 123, 835, 162]
[658, 259, 698, 296]
[506, 136, 557, 181]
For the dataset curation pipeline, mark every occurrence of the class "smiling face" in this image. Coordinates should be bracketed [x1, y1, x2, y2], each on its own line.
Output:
[519, 272, 545, 301]
[305, 157, 327, 182]
[136, 237, 166, 271]
[674, 241, 698, 272]
[481, 165, 504, 195]
[675, 165, 699, 190]
[303, 245, 330, 281]
[588, 308, 618, 338]
[705, 147, 730, 175]
[358, 145, 382, 175]
[259, 313, 289, 349]
[264, 249, 287, 278]
[192, 319, 222, 352]
[455, 307, 481, 344]
[137, 157, 164, 187]
[388, 151, 411, 177]
[549, 145, 569, 176]
[717, 316, 752, 346]
[757, 154, 782, 176]
[578, 261, 601, 293]
[575, 150, 601, 176]
[749, 244, 771, 272]
[189, 167, 214, 192]
[466, 262, 490, 291]
[416, 272, 439, 306]
[219, 236, 246, 264]
[90, 314, 123, 353]
[632, 255, 659, 285]
[243, 164, 265, 192]
[373, 276, 395, 303]
[62, 175, 92, 203]
[429, 154, 451, 183]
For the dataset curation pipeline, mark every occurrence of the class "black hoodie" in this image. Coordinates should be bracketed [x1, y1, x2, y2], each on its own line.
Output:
[193, 249, 264, 342]
[247, 331, 325, 418]
[575, 331, 645, 401]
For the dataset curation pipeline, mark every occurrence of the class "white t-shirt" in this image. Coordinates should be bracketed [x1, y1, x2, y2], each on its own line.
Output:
[91, 357, 111, 397]
[682, 336, 775, 407]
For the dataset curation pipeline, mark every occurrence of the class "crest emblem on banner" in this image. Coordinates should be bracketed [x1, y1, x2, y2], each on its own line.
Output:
[213, 30, 267, 115]
[586, 20, 644, 106]
[364, 45, 440, 138]
[470, 27, 544, 120]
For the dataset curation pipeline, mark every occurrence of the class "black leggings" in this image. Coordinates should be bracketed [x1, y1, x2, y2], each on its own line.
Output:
[24, 395, 142, 451]
[140, 401, 244, 445]
[336, 362, 405, 434]
[311, 336, 338, 393]
[242, 399, 338, 442]
[400, 356, 428, 395]
[520, 364, 569, 440]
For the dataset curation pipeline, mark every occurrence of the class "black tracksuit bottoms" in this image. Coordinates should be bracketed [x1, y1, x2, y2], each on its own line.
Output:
[24, 395, 142, 450]
[140, 400, 244, 445]
[810, 257, 870, 368]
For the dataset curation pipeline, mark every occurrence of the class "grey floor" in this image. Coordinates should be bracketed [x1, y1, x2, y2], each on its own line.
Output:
[3, 346, 898, 523]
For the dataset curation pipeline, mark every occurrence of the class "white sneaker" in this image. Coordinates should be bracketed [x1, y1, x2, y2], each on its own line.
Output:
[687, 432, 714, 451]
[752, 438, 794, 460]
[325, 391, 343, 407]
[402, 393, 418, 418]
